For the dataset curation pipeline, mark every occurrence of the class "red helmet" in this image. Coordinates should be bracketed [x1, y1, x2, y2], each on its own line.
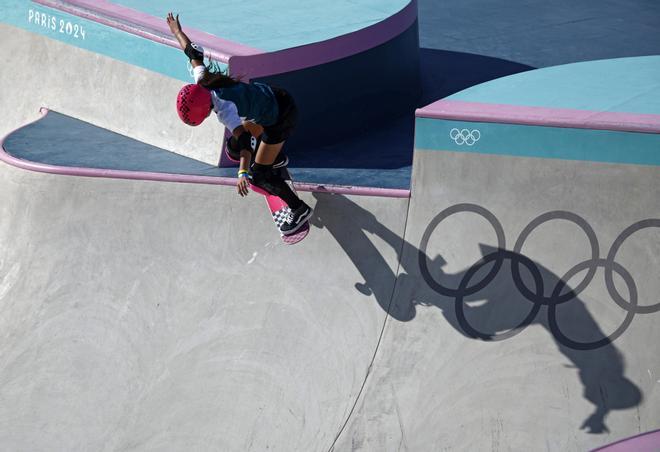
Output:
[176, 84, 212, 126]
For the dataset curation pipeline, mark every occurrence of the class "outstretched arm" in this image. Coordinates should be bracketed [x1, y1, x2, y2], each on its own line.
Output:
[167, 13, 254, 196]
[166, 12, 204, 68]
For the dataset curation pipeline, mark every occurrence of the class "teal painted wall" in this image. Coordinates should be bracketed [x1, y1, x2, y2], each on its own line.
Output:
[2, 1, 226, 81]
[415, 117, 660, 166]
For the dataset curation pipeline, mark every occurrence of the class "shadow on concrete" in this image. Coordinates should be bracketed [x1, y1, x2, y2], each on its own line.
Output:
[418, 48, 534, 106]
[312, 193, 643, 434]
[291, 48, 533, 170]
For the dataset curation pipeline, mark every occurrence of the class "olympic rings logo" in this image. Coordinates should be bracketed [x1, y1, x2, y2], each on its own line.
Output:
[450, 128, 481, 146]
[419, 203, 660, 350]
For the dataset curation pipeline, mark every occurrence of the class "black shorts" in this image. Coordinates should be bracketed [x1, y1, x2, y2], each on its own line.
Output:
[262, 87, 298, 145]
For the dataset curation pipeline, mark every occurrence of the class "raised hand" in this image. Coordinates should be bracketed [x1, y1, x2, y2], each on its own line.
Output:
[166, 12, 182, 35]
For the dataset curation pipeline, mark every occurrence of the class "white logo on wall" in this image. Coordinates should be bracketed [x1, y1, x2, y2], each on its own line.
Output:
[27, 9, 87, 40]
[450, 128, 481, 146]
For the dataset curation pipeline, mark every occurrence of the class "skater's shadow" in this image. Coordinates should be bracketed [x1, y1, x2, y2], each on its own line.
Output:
[311, 193, 642, 434]
[310, 192, 415, 321]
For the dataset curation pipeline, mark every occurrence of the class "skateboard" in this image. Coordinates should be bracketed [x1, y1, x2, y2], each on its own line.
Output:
[250, 167, 310, 245]
[227, 134, 309, 245]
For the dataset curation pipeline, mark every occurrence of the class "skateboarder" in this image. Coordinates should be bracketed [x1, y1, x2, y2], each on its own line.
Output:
[167, 13, 313, 235]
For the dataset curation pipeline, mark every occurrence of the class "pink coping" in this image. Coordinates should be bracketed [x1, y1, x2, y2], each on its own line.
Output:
[0, 109, 410, 198]
[33, 0, 417, 78]
[33, 0, 260, 63]
[230, 0, 419, 78]
[416, 100, 660, 134]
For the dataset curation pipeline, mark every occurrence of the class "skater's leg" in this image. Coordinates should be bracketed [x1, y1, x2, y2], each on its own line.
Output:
[251, 141, 302, 209]
[254, 140, 283, 165]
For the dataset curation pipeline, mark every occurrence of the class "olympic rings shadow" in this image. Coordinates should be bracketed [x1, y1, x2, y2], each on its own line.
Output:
[312, 194, 658, 434]
[417, 204, 660, 351]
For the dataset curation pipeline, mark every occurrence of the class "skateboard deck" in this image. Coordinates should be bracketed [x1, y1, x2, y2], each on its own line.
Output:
[249, 168, 310, 245]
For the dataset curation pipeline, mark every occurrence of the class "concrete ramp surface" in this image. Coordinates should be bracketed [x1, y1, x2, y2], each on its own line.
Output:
[0, 156, 409, 450]
[2, 92, 660, 452]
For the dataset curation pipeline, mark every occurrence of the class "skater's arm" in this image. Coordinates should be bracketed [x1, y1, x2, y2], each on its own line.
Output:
[236, 146, 252, 197]
[234, 125, 254, 197]
[239, 149, 252, 174]
[166, 12, 204, 68]
[234, 127, 252, 172]
[232, 125, 256, 168]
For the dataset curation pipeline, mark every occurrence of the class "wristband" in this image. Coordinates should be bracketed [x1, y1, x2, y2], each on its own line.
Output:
[238, 170, 249, 178]
[184, 42, 205, 61]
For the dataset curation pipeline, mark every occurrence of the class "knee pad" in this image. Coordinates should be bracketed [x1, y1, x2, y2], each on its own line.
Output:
[225, 136, 241, 162]
[226, 134, 260, 162]
[251, 163, 285, 196]
[250, 163, 273, 185]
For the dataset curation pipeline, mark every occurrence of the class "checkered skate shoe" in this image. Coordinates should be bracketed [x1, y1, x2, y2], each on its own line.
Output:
[279, 203, 313, 236]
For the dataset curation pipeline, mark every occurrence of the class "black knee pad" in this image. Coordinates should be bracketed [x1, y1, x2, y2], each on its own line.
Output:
[225, 136, 241, 162]
[251, 163, 286, 196]
[226, 135, 260, 162]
